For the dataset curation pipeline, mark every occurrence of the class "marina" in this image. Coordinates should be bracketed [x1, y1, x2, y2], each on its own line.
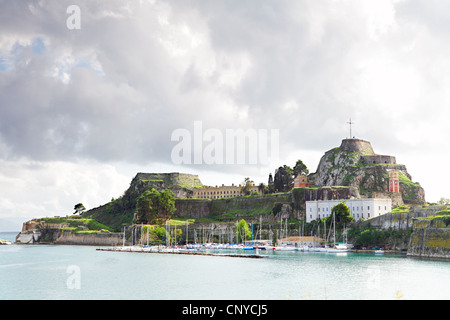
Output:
[94, 242, 401, 256]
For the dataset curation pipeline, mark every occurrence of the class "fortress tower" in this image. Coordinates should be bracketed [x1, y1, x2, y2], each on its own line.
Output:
[340, 138, 397, 165]
[389, 170, 400, 193]
[340, 138, 375, 155]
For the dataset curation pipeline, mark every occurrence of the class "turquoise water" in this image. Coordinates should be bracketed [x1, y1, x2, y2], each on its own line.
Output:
[1, 234, 449, 300]
[0, 232, 17, 242]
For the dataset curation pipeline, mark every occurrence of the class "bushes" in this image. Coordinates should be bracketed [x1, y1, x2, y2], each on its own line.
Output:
[350, 226, 412, 248]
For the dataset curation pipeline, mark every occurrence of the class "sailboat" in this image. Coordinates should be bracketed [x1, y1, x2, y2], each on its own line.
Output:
[327, 210, 350, 253]
[273, 217, 298, 251]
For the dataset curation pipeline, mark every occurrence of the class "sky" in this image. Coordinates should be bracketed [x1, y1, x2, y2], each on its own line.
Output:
[1, 0, 449, 231]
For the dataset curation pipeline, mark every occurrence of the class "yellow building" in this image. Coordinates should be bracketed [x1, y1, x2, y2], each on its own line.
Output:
[193, 184, 263, 199]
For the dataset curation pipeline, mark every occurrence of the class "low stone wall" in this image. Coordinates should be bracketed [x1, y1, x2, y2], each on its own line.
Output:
[54, 230, 124, 246]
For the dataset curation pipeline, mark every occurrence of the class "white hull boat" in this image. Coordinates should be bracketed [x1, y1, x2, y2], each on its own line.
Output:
[275, 246, 298, 251]
[327, 248, 349, 253]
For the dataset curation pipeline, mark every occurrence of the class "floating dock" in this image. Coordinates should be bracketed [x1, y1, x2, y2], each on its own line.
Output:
[96, 246, 265, 259]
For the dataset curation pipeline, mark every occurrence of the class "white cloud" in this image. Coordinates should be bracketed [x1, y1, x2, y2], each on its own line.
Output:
[0, 159, 131, 231]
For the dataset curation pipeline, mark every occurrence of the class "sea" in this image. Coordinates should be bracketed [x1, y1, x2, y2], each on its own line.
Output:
[1, 231, 450, 300]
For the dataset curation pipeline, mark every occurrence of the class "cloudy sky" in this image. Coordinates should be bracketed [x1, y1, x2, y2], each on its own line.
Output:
[1, 0, 449, 231]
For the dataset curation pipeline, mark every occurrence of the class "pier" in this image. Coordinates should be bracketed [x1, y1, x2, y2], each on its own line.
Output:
[96, 246, 266, 259]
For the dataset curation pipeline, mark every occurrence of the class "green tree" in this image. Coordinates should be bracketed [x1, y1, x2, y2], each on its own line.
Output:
[159, 189, 176, 221]
[73, 203, 86, 215]
[257, 182, 266, 195]
[241, 177, 254, 196]
[274, 165, 294, 192]
[293, 159, 309, 177]
[135, 188, 176, 224]
[327, 202, 355, 226]
[236, 219, 252, 244]
[136, 189, 156, 223]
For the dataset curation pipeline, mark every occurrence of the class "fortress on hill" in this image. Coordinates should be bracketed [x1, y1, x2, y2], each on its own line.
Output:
[308, 137, 424, 206]
[46, 128, 423, 235]
[81, 136, 425, 228]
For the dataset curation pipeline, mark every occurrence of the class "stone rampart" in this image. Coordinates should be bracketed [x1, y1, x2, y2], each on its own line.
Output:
[407, 219, 450, 259]
[361, 155, 397, 165]
[340, 139, 375, 154]
[356, 207, 444, 230]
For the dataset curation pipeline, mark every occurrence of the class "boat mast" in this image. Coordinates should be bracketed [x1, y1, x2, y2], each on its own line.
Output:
[122, 226, 126, 248]
[333, 209, 336, 247]
[285, 218, 288, 242]
[260, 216, 262, 244]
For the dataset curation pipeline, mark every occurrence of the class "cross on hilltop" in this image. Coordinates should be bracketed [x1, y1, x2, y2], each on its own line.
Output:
[347, 118, 354, 138]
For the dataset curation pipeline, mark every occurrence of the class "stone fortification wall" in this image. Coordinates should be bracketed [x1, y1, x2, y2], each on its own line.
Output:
[54, 230, 124, 246]
[361, 155, 397, 165]
[407, 218, 450, 259]
[175, 193, 292, 220]
[175, 199, 212, 219]
[16, 227, 124, 246]
[356, 206, 445, 230]
[175, 186, 360, 222]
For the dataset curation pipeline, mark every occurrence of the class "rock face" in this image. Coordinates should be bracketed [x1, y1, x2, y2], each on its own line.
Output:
[309, 139, 425, 205]
[0, 238, 12, 245]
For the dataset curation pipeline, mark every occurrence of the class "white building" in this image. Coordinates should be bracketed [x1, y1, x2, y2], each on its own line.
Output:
[305, 198, 392, 223]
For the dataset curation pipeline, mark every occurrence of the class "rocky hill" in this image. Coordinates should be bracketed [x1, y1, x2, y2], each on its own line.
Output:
[83, 172, 204, 230]
[308, 139, 425, 205]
